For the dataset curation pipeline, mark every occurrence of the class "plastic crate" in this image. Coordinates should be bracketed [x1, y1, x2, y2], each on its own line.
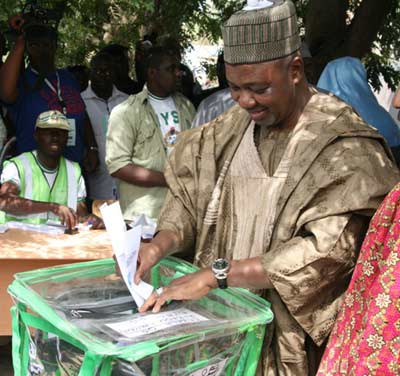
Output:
[8, 257, 273, 375]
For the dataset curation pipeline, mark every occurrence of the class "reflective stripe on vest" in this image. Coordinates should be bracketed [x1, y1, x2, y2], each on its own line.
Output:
[18, 154, 33, 200]
[65, 159, 77, 211]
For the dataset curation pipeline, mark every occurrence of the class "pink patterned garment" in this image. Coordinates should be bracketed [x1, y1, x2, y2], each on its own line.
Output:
[317, 183, 400, 375]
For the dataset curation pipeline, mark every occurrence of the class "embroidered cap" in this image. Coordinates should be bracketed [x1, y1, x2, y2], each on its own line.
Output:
[35, 110, 70, 131]
[222, 0, 301, 64]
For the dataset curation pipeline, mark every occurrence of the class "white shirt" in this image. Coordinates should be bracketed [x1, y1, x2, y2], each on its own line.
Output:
[1, 151, 86, 202]
[81, 85, 128, 199]
[148, 91, 181, 152]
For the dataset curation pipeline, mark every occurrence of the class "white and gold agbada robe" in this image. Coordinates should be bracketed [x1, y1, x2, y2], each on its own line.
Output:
[157, 89, 400, 375]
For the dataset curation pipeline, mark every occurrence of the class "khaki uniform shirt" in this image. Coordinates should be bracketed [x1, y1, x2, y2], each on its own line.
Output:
[106, 88, 195, 220]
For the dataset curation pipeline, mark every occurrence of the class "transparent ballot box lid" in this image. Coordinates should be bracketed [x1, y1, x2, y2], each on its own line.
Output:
[8, 257, 273, 368]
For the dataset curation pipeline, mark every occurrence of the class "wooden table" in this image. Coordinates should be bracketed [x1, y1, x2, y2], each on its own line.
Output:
[0, 228, 113, 335]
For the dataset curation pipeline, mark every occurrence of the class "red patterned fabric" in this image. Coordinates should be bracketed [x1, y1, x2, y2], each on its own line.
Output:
[317, 183, 400, 375]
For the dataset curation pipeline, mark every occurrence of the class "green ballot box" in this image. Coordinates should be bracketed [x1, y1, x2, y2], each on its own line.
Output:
[8, 257, 273, 376]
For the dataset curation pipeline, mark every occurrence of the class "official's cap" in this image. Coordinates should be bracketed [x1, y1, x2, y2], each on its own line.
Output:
[35, 110, 70, 131]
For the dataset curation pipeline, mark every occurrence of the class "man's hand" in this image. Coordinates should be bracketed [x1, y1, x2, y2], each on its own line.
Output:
[81, 214, 104, 229]
[82, 149, 99, 173]
[8, 14, 25, 50]
[134, 242, 164, 285]
[8, 14, 24, 33]
[139, 268, 216, 313]
[50, 203, 78, 229]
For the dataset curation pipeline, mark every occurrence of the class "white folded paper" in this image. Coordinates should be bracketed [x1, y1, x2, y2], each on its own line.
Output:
[100, 202, 154, 307]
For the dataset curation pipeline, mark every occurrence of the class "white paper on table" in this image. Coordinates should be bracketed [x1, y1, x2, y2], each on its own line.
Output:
[100, 202, 154, 307]
[46, 220, 92, 232]
[7, 221, 65, 235]
[106, 308, 209, 339]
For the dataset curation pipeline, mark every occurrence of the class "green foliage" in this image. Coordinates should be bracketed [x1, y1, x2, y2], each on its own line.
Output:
[0, 0, 398, 90]
[0, 0, 153, 67]
[57, 0, 154, 66]
[366, 1, 400, 91]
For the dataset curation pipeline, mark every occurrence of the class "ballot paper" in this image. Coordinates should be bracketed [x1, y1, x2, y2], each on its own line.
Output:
[46, 220, 92, 232]
[6, 221, 65, 235]
[106, 308, 209, 339]
[100, 202, 154, 307]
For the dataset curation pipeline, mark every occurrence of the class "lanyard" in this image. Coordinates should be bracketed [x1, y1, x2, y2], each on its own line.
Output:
[31, 68, 67, 115]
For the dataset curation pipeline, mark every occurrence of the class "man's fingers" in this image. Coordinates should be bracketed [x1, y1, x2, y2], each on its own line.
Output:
[72, 211, 78, 228]
[135, 267, 150, 285]
[66, 212, 74, 229]
[134, 256, 150, 284]
[152, 294, 169, 313]
[138, 292, 158, 313]
[9, 15, 24, 31]
[93, 218, 104, 229]
[138, 289, 170, 313]
[134, 267, 143, 285]
[69, 210, 78, 229]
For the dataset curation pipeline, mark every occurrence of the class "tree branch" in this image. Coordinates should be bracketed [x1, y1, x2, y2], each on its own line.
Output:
[342, 0, 394, 57]
[304, 0, 395, 83]
[305, 0, 348, 57]
[154, 0, 162, 16]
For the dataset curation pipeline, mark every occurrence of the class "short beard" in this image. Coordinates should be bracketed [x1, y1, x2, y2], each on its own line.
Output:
[255, 112, 277, 128]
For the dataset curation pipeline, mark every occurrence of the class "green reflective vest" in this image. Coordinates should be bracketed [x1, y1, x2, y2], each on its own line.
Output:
[0, 151, 81, 224]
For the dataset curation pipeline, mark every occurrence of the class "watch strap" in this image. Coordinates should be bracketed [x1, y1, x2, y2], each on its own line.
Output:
[216, 277, 228, 289]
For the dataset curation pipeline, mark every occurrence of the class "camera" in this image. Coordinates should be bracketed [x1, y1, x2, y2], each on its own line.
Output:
[21, 0, 65, 32]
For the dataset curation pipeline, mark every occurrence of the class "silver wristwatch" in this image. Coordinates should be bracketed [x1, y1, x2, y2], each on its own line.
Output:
[211, 258, 230, 289]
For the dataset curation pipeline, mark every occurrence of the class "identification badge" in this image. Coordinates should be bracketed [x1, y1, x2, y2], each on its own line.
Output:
[67, 119, 76, 146]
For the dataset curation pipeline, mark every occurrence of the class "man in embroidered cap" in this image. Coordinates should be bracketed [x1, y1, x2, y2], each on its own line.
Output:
[133, 1, 399, 374]
[0, 110, 103, 230]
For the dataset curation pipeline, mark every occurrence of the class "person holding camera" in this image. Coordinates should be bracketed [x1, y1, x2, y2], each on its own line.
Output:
[0, 14, 98, 172]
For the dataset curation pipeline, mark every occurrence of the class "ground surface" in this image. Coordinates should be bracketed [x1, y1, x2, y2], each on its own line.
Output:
[0, 337, 13, 376]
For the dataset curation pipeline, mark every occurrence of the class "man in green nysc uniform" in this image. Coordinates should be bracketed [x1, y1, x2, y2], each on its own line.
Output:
[0, 110, 103, 230]
[105, 46, 195, 222]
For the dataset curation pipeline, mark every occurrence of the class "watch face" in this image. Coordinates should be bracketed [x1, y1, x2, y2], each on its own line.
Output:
[213, 258, 229, 270]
